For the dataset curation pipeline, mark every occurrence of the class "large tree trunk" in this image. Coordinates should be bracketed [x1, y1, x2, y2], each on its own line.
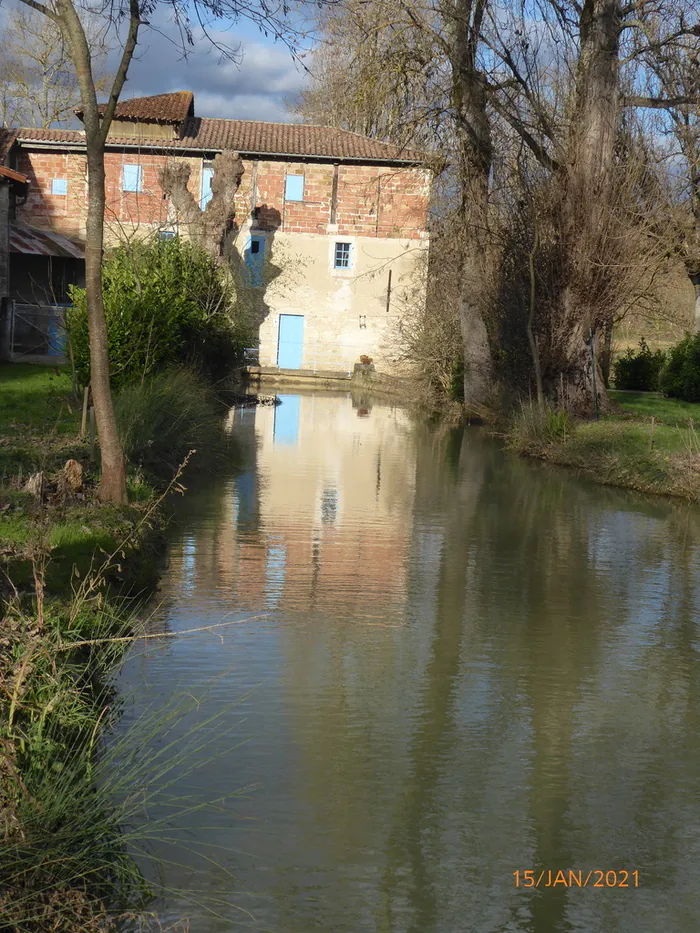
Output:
[451, 0, 494, 416]
[160, 151, 245, 258]
[557, 0, 621, 412]
[85, 141, 127, 503]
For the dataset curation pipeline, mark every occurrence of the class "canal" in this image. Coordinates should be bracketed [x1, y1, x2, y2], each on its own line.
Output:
[116, 391, 700, 932]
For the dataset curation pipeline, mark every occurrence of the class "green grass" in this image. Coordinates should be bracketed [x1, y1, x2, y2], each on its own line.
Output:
[510, 395, 700, 500]
[609, 390, 700, 428]
[0, 363, 79, 434]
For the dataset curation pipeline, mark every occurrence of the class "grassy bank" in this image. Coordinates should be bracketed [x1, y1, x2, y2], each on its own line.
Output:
[508, 392, 700, 500]
[0, 364, 161, 593]
[0, 364, 200, 930]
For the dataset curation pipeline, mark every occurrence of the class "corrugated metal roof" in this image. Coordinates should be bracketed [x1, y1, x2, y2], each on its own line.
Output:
[9, 222, 84, 259]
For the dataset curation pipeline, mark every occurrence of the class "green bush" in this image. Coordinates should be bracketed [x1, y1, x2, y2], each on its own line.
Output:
[659, 333, 700, 402]
[613, 338, 666, 391]
[113, 368, 226, 476]
[67, 238, 250, 389]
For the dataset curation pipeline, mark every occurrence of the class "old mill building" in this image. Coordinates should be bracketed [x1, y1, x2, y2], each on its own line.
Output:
[0, 92, 432, 375]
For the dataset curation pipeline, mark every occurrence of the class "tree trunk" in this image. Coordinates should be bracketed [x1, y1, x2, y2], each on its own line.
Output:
[451, 0, 494, 416]
[85, 141, 127, 503]
[693, 273, 700, 333]
[558, 0, 621, 412]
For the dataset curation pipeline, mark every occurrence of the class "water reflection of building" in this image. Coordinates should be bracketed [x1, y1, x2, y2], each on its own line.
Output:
[216, 393, 417, 620]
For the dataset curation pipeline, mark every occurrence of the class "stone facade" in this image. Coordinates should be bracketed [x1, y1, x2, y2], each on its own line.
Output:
[7, 94, 431, 375]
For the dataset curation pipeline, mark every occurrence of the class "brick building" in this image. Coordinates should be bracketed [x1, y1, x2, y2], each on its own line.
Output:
[1, 92, 432, 375]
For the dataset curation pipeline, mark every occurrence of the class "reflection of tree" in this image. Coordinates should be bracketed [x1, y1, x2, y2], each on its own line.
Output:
[140, 404, 700, 933]
[380, 429, 485, 933]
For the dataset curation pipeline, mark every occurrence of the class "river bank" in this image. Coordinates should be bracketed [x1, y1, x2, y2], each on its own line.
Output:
[507, 390, 700, 501]
[0, 363, 221, 931]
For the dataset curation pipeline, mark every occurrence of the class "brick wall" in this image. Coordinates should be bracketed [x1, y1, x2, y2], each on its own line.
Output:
[15, 147, 430, 243]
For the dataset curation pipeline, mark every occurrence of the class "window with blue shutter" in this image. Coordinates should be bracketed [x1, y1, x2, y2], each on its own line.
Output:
[284, 174, 304, 202]
[201, 161, 215, 208]
[122, 164, 143, 192]
[51, 178, 68, 195]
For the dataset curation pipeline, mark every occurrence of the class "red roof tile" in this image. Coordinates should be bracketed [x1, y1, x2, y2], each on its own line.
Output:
[77, 91, 195, 124]
[14, 118, 422, 164]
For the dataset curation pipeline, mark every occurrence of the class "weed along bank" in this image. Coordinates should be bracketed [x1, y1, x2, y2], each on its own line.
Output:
[1, 92, 432, 377]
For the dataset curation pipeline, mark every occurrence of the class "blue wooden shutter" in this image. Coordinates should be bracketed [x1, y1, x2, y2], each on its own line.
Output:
[122, 164, 142, 192]
[284, 174, 304, 201]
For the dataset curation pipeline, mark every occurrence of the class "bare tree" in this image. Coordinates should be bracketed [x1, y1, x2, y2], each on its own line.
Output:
[0, 4, 109, 128]
[14, 0, 306, 502]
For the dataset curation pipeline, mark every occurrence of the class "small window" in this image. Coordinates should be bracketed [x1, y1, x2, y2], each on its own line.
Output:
[157, 231, 176, 242]
[51, 178, 68, 196]
[285, 174, 304, 202]
[334, 242, 351, 269]
[122, 163, 143, 192]
[251, 240, 260, 254]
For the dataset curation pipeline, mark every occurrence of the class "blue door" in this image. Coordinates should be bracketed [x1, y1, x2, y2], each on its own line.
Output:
[277, 314, 304, 369]
[244, 235, 265, 287]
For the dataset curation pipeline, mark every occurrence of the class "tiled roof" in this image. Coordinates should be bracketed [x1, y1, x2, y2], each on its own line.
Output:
[78, 91, 195, 124]
[14, 119, 422, 164]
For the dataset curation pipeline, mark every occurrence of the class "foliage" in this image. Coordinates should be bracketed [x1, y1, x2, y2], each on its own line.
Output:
[67, 239, 250, 390]
[113, 368, 226, 476]
[508, 402, 573, 450]
[613, 338, 666, 391]
[659, 333, 700, 402]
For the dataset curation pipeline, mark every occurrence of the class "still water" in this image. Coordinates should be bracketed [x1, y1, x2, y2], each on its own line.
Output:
[117, 391, 700, 932]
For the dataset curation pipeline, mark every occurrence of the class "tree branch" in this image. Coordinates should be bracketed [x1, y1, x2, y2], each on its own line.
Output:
[623, 94, 700, 110]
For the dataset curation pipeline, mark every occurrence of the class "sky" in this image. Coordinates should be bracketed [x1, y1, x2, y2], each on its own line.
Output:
[0, 0, 313, 124]
[117, 15, 311, 123]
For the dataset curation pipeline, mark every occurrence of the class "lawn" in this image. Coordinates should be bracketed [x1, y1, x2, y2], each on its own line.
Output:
[609, 390, 700, 428]
[0, 362, 79, 434]
[511, 390, 700, 500]
[0, 363, 158, 592]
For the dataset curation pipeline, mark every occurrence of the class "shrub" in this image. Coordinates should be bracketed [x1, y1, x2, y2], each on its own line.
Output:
[508, 401, 573, 450]
[659, 333, 700, 402]
[113, 369, 225, 476]
[67, 238, 251, 390]
[613, 338, 666, 391]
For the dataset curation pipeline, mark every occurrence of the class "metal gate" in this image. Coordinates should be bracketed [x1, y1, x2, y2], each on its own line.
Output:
[2, 301, 67, 362]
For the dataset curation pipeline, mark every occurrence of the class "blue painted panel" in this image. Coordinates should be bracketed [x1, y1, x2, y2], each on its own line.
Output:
[201, 166, 214, 208]
[274, 394, 301, 445]
[284, 174, 304, 201]
[122, 164, 142, 192]
[244, 235, 265, 287]
[277, 314, 304, 369]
